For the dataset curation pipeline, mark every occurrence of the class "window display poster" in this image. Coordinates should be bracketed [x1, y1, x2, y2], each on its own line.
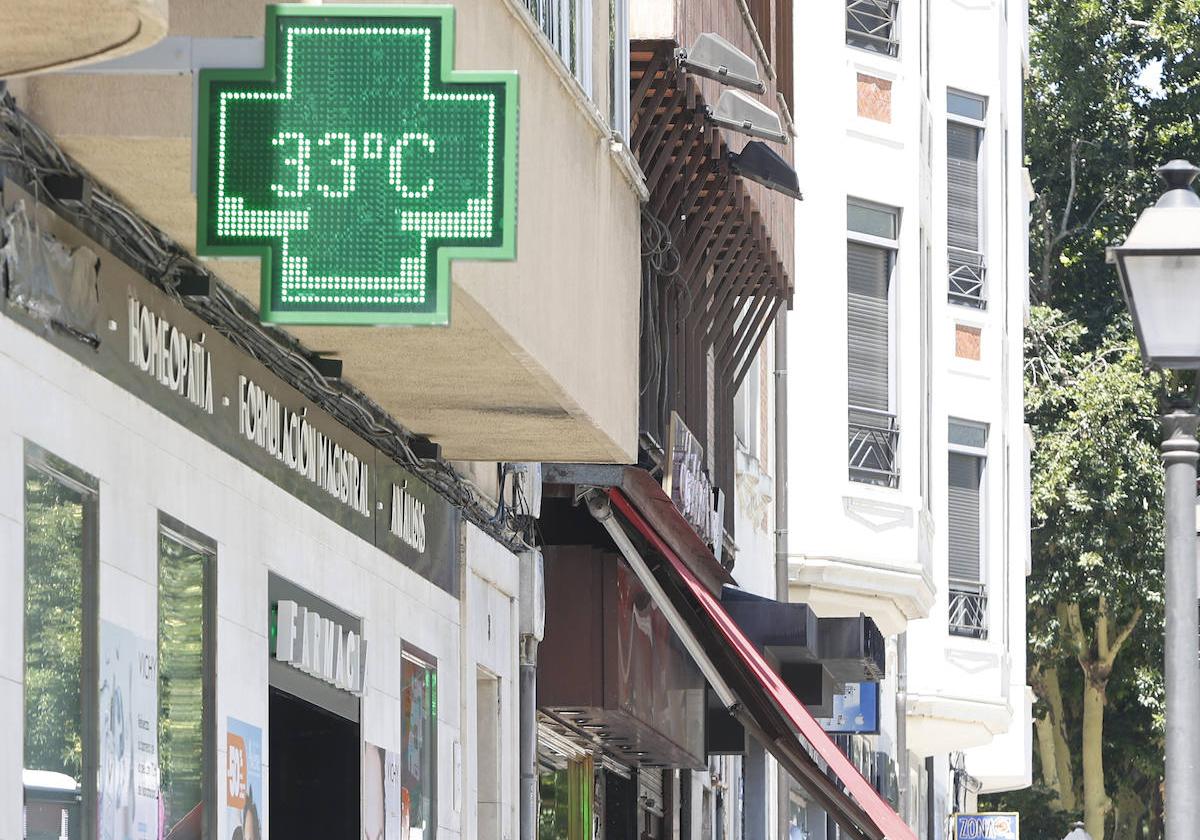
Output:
[817, 681, 880, 734]
[363, 743, 401, 840]
[99, 620, 159, 840]
[226, 718, 262, 840]
[401, 656, 436, 840]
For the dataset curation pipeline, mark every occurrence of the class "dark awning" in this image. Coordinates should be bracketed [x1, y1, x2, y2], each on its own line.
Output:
[595, 487, 917, 840]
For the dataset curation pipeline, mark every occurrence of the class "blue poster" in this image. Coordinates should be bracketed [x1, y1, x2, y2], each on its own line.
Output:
[225, 718, 263, 840]
[955, 813, 1020, 839]
[817, 681, 880, 734]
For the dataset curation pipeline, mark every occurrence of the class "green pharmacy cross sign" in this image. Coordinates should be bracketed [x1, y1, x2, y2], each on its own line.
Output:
[197, 5, 518, 325]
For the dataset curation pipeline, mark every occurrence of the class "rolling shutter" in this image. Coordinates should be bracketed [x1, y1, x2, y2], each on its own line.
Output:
[947, 452, 982, 581]
[847, 242, 890, 412]
[947, 122, 981, 252]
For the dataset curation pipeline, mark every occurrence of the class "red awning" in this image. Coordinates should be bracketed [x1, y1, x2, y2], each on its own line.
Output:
[609, 488, 918, 840]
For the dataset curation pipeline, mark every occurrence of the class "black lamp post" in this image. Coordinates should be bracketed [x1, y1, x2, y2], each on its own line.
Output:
[1109, 159, 1200, 840]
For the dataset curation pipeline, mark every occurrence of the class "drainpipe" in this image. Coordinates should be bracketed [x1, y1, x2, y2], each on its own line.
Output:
[773, 311, 788, 601]
[772, 310, 789, 837]
[896, 632, 909, 823]
[519, 637, 538, 840]
[519, 549, 545, 840]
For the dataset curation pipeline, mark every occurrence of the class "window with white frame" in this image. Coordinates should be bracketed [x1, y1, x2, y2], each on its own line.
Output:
[847, 199, 900, 488]
[948, 419, 988, 639]
[846, 0, 900, 58]
[946, 90, 987, 308]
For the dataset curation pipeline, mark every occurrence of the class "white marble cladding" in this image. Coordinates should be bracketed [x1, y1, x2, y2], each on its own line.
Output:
[0, 313, 520, 840]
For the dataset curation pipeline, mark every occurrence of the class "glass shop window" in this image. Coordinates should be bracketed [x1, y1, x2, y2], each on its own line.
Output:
[537, 754, 593, 840]
[23, 446, 98, 840]
[401, 649, 438, 840]
[158, 519, 216, 840]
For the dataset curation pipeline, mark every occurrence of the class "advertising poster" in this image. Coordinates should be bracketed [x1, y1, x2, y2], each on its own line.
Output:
[98, 620, 159, 840]
[955, 813, 1020, 839]
[363, 743, 402, 840]
[817, 682, 880, 734]
[226, 718, 263, 840]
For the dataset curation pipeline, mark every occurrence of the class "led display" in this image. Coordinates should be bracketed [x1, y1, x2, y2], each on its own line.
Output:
[197, 6, 518, 325]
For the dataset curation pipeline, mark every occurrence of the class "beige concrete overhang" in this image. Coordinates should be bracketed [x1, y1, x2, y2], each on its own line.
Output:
[787, 554, 937, 637]
[0, 0, 168, 78]
[905, 691, 1013, 757]
[7, 0, 643, 462]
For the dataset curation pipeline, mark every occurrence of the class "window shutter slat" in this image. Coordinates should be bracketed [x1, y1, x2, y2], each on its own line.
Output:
[847, 242, 889, 412]
[947, 122, 981, 252]
[948, 452, 981, 581]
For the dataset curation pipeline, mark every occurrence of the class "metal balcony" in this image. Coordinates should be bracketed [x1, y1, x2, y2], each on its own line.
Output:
[848, 406, 899, 488]
[948, 580, 988, 639]
[948, 247, 987, 308]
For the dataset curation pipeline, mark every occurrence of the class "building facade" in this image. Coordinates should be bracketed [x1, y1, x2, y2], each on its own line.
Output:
[3, 0, 1028, 838]
[785, 0, 1033, 836]
[3, 0, 644, 836]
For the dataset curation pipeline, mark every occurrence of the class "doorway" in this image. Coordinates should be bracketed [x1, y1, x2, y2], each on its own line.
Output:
[268, 687, 360, 840]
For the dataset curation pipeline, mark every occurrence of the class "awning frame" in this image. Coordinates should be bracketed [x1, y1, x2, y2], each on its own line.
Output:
[587, 488, 918, 840]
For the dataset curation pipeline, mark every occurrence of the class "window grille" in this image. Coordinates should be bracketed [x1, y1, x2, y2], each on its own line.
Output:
[847, 203, 899, 487]
[948, 420, 987, 638]
[947, 94, 987, 307]
[948, 581, 988, 639]
[849, 406, 899, 488]
[846, 0, 900, 57]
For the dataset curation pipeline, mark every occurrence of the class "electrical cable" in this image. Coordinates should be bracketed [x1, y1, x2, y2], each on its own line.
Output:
[0, 93, 531, 553]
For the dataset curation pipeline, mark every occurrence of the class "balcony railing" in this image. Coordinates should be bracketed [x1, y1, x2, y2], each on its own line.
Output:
[848, 406, 899, 488]
[523, 0, 592, 90]
[948, 246, 987, 308]
[948, 580, 988, 639]
[846, 0, 900, 57]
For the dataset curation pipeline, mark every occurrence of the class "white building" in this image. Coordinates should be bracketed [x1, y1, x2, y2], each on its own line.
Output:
[784, 0, 1033, 835]
[0, 188, 527, 840]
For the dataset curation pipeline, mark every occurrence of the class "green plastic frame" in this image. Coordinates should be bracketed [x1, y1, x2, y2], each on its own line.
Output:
[196, 4, 519, 326]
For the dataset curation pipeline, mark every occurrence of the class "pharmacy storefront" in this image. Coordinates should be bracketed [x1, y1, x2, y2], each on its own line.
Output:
[1, 180, 520, 840]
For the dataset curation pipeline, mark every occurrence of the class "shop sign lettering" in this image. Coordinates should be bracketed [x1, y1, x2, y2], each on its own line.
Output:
[390, 480, 427, 553]
[954, 813, 1019, 840]
[274, 599, 367, 695]
[127, 295, 214, 413]
[663, 412, 723, 551]
[238, 375, 371, 517]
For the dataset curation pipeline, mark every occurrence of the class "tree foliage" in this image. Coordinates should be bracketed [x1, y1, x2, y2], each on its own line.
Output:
[1028, 0, 1200, 328]
[23, 468, 86, 782]
[983, 0, 1200, 835]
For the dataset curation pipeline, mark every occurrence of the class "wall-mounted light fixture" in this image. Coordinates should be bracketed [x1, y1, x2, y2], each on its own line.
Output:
[728, 141, 801, 200]
[707, 90, 787, 144]
[677, 33, 765, 94]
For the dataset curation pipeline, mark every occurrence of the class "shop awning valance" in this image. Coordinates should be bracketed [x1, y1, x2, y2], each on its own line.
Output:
[595, 487, 918, 840]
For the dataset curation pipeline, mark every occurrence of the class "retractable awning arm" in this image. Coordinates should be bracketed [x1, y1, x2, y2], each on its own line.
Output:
[587, 489, 917, 840]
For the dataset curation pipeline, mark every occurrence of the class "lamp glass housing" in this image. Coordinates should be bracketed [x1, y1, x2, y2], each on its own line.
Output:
[1113, 203, 1200, 369]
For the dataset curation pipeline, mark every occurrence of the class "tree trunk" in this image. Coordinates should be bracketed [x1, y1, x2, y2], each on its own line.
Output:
[1114, 782, 1146, 840]
[1042, 666, 1077, 810]
[1082, 675, 1109, 839]
[1034, 712, 1061, 795]
[1061, 597, 1141, 840]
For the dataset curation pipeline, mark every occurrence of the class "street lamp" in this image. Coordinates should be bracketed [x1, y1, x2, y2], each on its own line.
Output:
[1062, 822, 1092, 840]
[1109, 159, 1200, 840]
